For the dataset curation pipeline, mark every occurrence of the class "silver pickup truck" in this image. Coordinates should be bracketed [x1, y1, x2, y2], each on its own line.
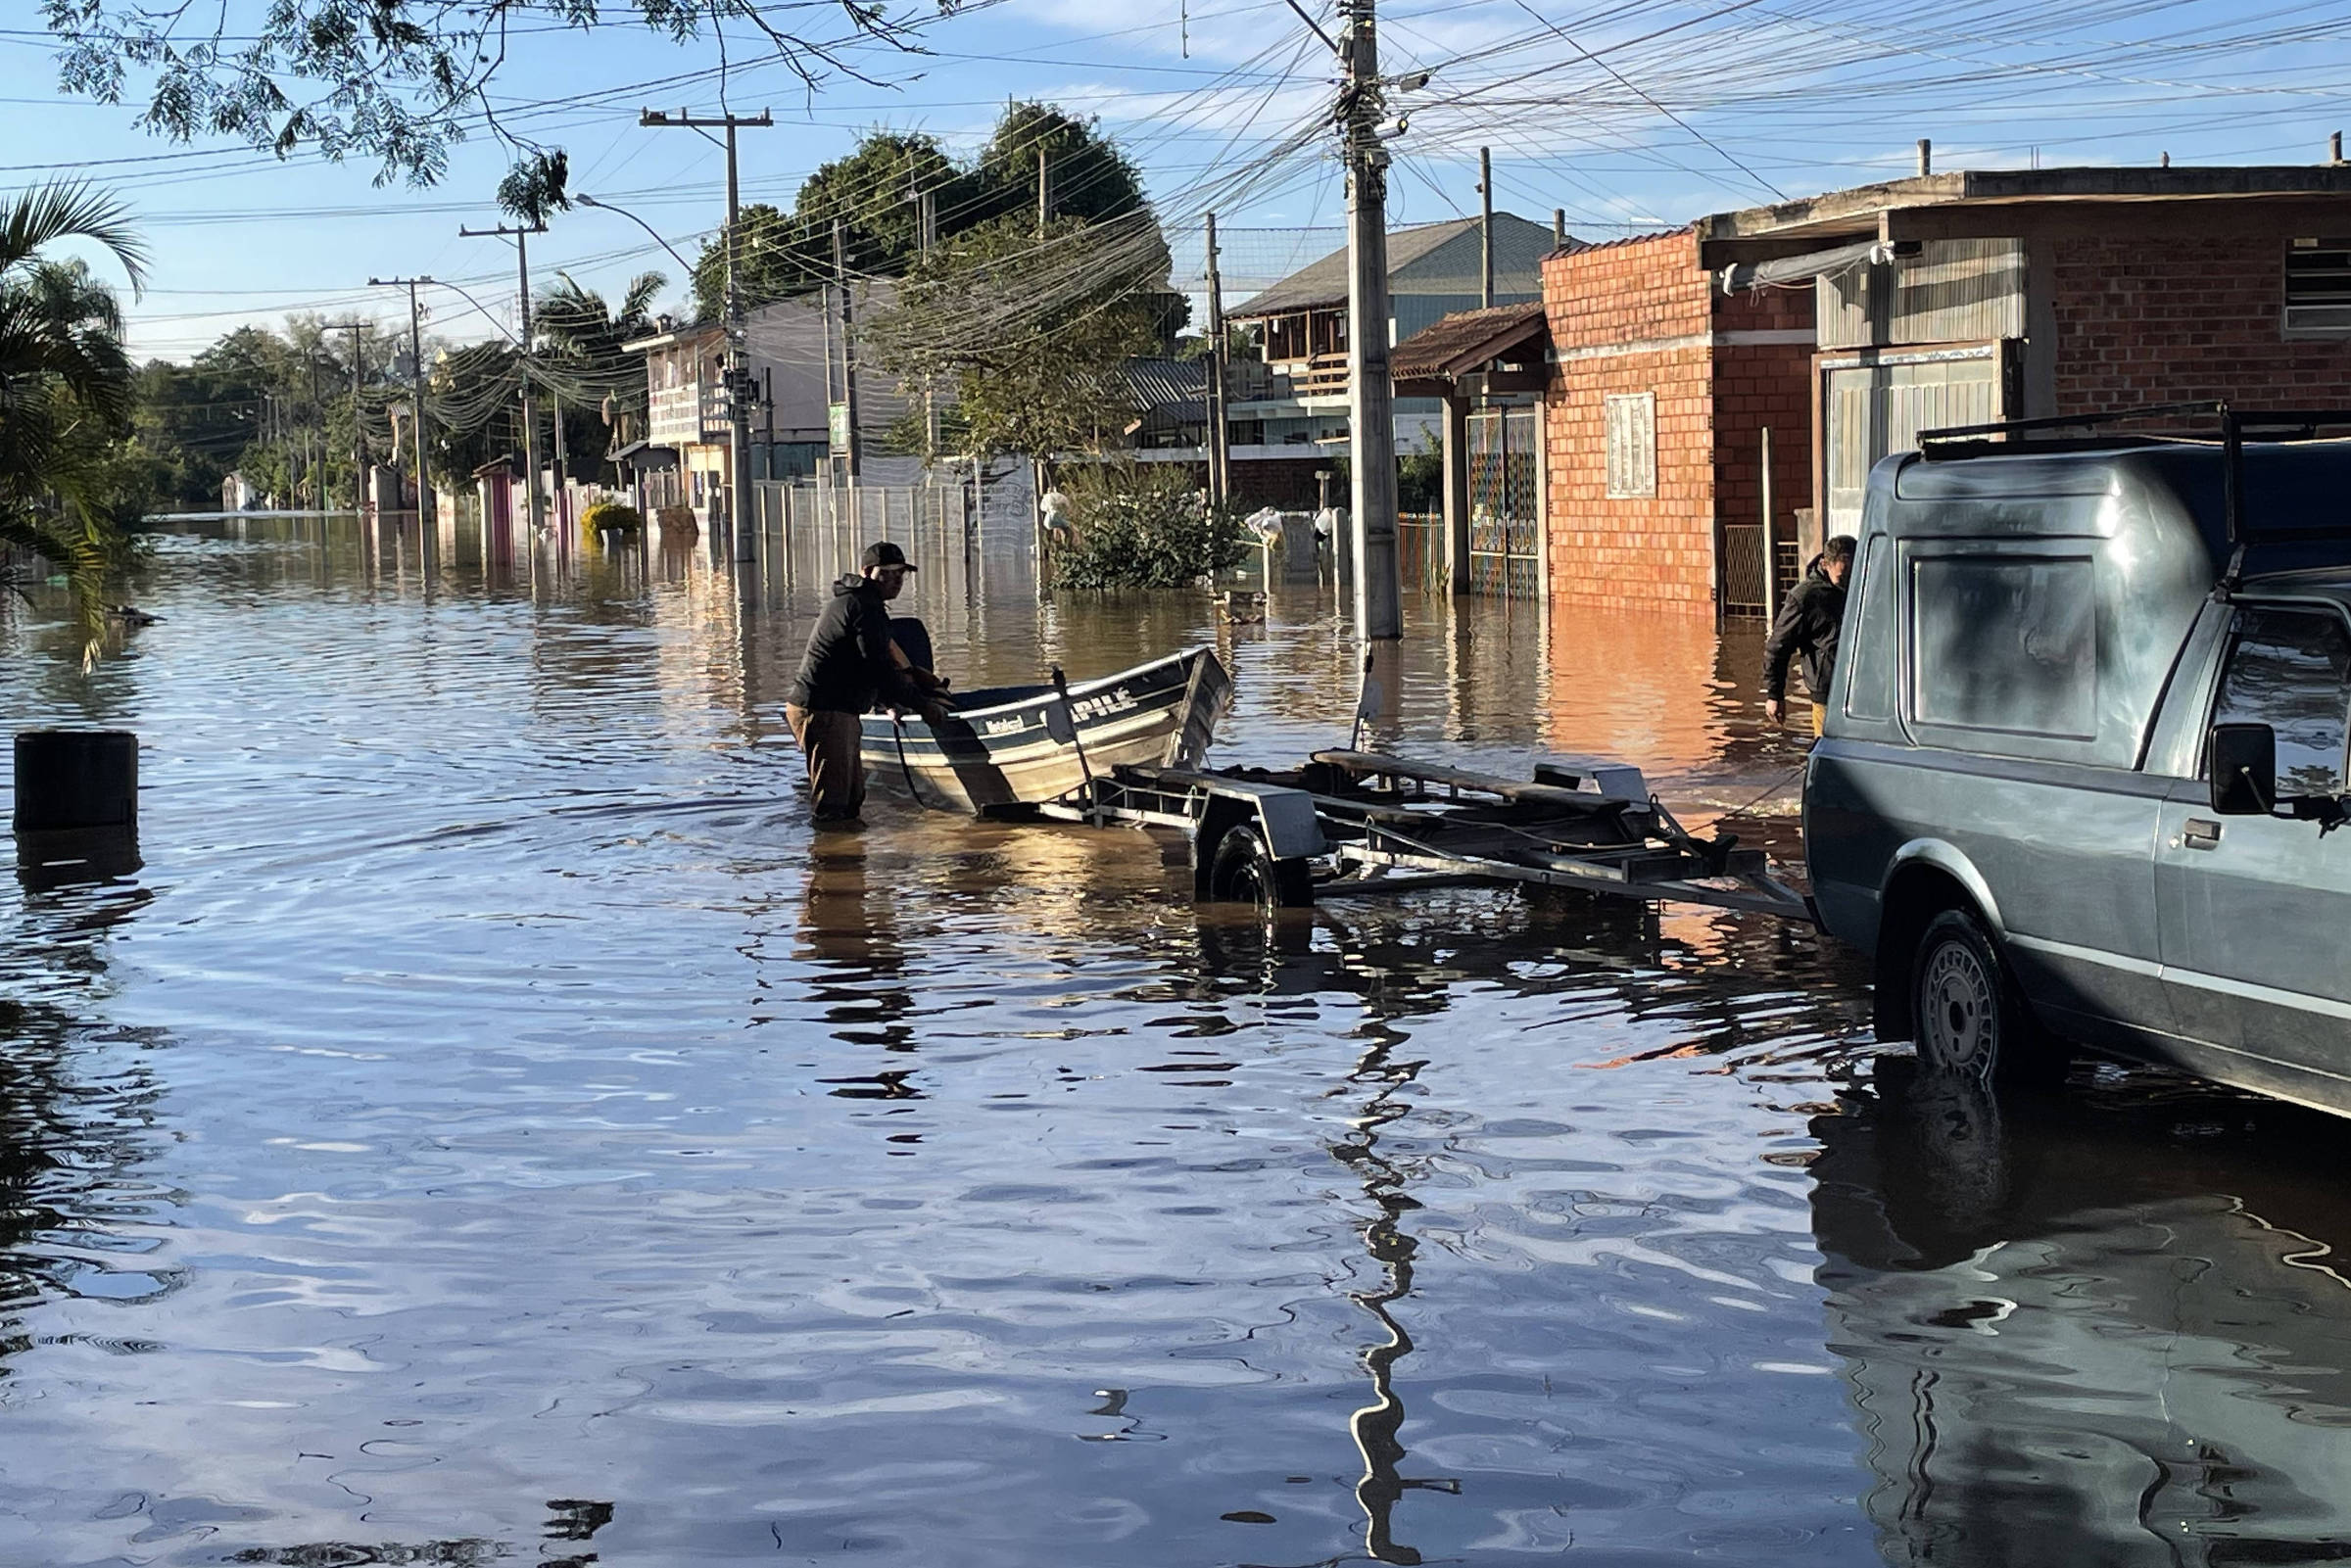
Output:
[1806, 411, 2351, 1116]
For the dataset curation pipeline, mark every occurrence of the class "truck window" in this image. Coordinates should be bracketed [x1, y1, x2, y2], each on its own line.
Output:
[1909, 555, 2096, 737]
[2210, 605, 2351, 796]
[1843, 536, 1894, 722]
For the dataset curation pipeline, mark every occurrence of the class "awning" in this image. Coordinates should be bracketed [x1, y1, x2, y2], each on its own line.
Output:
[608, 440, 678, 466]
[1718, 238, 1904, 293]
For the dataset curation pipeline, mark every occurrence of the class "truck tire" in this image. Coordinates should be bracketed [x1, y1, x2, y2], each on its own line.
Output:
[1911, 908, 2033, 1083]
[1204, 824, 1313, 910]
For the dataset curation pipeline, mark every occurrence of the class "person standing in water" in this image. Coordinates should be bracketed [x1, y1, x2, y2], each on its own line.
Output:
[784, 542, 947, 825]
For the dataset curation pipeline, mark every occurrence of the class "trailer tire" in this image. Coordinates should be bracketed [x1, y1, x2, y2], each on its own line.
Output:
[1205, 824, 1313, 910]
[1911, 908, 2034, 1085]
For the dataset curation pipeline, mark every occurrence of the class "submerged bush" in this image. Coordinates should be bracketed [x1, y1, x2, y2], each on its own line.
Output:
[579, 498, 644, 533]
[1051, 462, 1249, 591]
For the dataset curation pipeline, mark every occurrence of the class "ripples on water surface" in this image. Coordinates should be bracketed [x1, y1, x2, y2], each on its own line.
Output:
[2, 513, 2350, 1565]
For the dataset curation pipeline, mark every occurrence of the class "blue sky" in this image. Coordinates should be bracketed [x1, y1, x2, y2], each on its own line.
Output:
[9, 0, 2351, 361]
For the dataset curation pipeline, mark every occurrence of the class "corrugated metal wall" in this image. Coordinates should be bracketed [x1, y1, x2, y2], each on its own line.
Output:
[1816, 239, 2026, 350]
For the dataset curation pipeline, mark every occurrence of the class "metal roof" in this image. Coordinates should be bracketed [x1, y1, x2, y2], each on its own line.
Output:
[1229, 214, 1567, 319]
[1123, 356, 1208, 419]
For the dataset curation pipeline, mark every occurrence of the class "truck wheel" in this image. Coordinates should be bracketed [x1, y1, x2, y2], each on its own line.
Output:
[1205, 824, 1313, 910]
[1912, 908, 2029, 1082]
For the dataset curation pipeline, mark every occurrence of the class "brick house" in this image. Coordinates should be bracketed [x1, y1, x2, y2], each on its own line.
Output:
[1532, 163, 2351, 620]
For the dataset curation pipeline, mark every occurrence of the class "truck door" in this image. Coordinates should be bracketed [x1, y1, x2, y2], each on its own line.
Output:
[2156, 602, 2351, 1072]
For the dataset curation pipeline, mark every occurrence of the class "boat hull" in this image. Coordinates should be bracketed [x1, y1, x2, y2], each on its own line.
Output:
[862, 648, 1230, 814]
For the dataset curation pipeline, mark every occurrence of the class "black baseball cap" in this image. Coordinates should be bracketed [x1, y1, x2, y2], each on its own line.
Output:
[862, 542, 914, 572]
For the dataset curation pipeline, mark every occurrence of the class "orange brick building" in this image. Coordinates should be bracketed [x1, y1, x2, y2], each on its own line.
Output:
[1537, 230, 1814, 613]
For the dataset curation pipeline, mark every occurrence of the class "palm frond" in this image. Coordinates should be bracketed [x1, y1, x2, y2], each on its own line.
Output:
[0, 180, 149, 297]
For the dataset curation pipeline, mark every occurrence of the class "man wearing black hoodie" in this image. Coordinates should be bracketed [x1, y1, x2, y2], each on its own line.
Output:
[784, 542, 946, 823]
[1761, 534, 1855, 736]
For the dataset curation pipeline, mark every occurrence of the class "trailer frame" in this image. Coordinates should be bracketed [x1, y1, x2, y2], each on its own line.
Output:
[1032, 747, 1816, 925]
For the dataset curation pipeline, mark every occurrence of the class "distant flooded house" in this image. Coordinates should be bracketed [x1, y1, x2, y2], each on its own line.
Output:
[624, 287, 923, 513]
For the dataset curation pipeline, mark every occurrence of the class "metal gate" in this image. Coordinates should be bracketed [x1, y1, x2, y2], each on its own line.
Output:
[1466, 406, 1541, 596]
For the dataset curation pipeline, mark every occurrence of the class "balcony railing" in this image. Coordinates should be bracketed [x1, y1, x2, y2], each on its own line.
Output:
[648, 382, 725, 446]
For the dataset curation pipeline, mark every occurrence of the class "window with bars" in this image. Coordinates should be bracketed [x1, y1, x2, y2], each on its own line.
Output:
[2285, 239, 2351, 334]
[1605, 392, 1656, 499]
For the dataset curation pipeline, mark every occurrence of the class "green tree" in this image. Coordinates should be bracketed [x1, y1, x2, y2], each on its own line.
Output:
[42, 2, 950, 196]
[869, 213, 1179, 467]
[533, 269, 665, 480]
[0, 181, 149, 646]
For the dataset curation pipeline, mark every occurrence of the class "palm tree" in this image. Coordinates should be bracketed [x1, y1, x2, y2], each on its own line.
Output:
[0, 180, 149, 648]
[533, 270, 665, 480]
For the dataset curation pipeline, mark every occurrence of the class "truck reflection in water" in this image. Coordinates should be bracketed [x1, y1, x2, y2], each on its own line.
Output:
[1809, 1058, 2351, 1567]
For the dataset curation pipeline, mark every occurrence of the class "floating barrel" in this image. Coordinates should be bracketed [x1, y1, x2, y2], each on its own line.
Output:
[13, 729, 137, 835]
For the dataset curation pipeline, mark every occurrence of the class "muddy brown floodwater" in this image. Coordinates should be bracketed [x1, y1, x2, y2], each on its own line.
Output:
[4, 511, 2351, 1566]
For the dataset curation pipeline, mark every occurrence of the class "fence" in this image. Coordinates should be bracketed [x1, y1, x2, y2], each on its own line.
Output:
[1396, 512, 1447, 593]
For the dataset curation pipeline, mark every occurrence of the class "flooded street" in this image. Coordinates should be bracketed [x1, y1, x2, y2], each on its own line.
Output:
[5, 513, 2351, 1566]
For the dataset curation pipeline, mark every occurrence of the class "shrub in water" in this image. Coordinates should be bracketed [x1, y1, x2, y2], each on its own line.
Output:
[1051, 463, 1250, 591]
[579, 499, 644, 534]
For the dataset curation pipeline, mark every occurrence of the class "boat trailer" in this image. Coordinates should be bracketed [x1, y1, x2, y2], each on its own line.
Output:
[1031, 748, 1815, 925]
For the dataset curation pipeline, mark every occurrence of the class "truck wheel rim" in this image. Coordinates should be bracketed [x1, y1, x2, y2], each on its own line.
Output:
[1922, 939, 1995, 1076]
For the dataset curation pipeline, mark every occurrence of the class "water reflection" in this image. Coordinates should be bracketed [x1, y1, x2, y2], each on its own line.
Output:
[1812, 1058, 2351, 1566]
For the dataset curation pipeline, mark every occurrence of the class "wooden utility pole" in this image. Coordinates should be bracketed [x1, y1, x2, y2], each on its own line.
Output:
[641, 108, 775, 531]
[1204, 212, 1232, 510]
[368, 275, 435, 521]
[1478, 146, 1495, 309]
[330, 320, 365, 510]
[457, 221, 547, 531]
[1340, 0, 1403, 642]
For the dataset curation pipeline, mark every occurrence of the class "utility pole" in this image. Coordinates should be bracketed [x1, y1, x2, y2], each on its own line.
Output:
[1478, 146, 1495, 309]
[641, 108, 775, 535]
[833, 218, 863, 482]
[1204, 212, 1231, 510]
[368, 275, 435, 521]
[1036, 144, 1050, 237]
[330, 320, 365, 510]
[457, 222, 548, 532]
[1340, 0, 1404, 642]
[916, 183, 940, 460]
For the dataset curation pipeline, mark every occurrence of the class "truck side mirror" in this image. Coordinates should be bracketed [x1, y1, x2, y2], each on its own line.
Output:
[2208, 723, 2278, 815]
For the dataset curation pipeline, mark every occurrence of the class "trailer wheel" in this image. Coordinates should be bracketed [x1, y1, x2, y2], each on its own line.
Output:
[1911, 909, 2030, 1083]
[1205, 824, 1314, 910]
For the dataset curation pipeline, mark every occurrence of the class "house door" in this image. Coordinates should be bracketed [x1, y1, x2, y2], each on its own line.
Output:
[1821, 347, 2004, 538]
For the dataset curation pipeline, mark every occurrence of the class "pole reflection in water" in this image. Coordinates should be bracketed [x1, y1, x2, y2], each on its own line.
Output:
[1329, 1011, 1460, 1566]
[1811, 1056, 2351, 1567]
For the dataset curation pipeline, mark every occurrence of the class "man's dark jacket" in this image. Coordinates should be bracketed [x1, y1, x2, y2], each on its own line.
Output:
[1762, 558, 1847, 703]
[787, 574, 916, 713]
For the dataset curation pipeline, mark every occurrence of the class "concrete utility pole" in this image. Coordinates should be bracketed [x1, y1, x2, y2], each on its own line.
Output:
[330, 320, 365, 510]
[833, 219, 863, 482]
[368, 275, 435, 521]
[1340, 0, 1404, 642]
[1204, 212, 1231, 510]
[1479, 146, 1494, 309]
[1037, 145, 1051, 237]
[641, 108, 775, 534]
[457, 221, 548, 532]
[915, 183, 940, 459]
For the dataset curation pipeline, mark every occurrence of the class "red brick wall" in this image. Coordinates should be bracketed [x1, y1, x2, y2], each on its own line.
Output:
[1540, 231, 1814, 614]
[2049, 235, 2351, 410]
[1709, 284, 1816, 588]
[1542, 230, 1717, 611]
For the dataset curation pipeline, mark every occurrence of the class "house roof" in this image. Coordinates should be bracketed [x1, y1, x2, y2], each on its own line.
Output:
[1392, 303, 1548, 381]
[620, 318, 723, 354]
[1123, 356, 1208, 419]
[1230, 214, 1571, 318]
[1695, 165, 2351, 258]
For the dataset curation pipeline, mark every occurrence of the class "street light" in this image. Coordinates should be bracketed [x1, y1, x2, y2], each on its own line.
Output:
[576, 194, 697, 280]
